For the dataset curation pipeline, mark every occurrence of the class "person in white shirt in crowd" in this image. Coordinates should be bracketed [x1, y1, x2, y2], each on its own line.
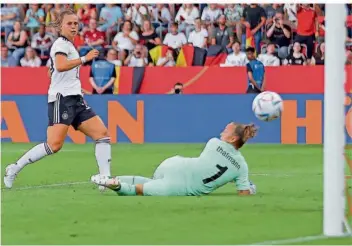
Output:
[221, 41, 247, 67]
[20, 47, 42, 67]
[284, 3, 297, 28]
[126, 4, 148, 28]
[201, 4, 222, 33]
[106, 48, 122, 66]
[188, 17, 208, 49]
[149, 4, 172, 37]
[175, 4, 200, 38]
[31, 23, 54, 57]
[257, 43, 280, 66]
[124, 44, 148, 67]
[163, 22, 187, 50]
[156, 48, 176, 67]
[112, 20, 139, 61]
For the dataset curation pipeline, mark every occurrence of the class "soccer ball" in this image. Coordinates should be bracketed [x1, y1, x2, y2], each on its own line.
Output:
[252, 91, 283, 121]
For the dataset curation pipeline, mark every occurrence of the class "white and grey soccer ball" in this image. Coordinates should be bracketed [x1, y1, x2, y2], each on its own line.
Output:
[252, 91, 283, 122]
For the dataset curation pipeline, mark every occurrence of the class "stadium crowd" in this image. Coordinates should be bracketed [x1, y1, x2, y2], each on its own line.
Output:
[1, 3, 352, 68]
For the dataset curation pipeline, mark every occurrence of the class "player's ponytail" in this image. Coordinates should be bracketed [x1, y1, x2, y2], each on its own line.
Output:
[234, 123, 258, 149]
[48, 8, 76, 34]
[243, 124, 258, 142]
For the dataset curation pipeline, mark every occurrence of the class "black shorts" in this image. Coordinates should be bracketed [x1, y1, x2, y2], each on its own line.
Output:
[246, 86, 262, 94]
[48, 94, 96, 130]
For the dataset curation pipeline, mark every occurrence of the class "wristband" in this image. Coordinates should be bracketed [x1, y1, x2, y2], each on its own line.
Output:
[80, 56, 87, 64]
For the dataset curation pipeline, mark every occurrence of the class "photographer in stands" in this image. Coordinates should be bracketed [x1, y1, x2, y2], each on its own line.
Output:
[266, 12, 291, 59]
[124, 44, 148, 67]
[157, 48, 176, 67]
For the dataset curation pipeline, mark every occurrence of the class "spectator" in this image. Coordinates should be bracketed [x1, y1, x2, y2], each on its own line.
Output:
[211, 15, 234, 52]
[246, 46, 265, 93]
[295, 4, 318, 63]
[264, 4, 284, 25]
[257, 43, 280, 66]
[31, 24, 54, 57]
[124, 44, 148, 67]
[149, 4, 172, 37]
[224, 4, 244, 42]
[284, 42, 307, 66]
[346, 50, 352, 65]
[188, 17, 208, 49]
[175, 4, 200, 38]
[98, 4, 124, 33]
[89, 55, 117, 94]
[23, 4, 45, 31]
[163, 22, 187, 50]
[106, 48, 122, 66]
[173, 82, 184, 94]
[77, 4, 97, 26]
[1, 4, 20, 39]
[311, 42, 325, 65]
[242, 4, 267, 54]
[126, 4, 149, 27]
[42, 4, 53, 25]
[317, 18, 325, 44]
[221, 41, 247, 67]
[7, 21, 29, 66]
[156, 48, 176, 67]
[284, 3, 297, 27]
[79, 18, 105, 57]
[20, 47, 41, 67]
[266, 12, 291, 59]
[1, 46, 16, 67]
[201, 4, 222, 28]
[112, 20, 139, 60]
[140, 19, 161, 52]
[50, 4, 64, 23]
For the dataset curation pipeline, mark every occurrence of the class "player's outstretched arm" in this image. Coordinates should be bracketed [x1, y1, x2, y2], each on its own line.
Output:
[55, 49, 99, 72]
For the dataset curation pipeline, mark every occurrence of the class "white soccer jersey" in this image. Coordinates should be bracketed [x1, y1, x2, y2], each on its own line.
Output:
[48, 36, 82, 102]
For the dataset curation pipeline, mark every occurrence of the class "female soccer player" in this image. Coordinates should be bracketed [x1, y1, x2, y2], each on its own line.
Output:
[91, 122, 257, 196]
[4, 9, 111, 189]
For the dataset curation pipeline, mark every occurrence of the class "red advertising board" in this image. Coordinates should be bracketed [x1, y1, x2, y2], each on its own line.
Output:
[1, 66, 351, 95]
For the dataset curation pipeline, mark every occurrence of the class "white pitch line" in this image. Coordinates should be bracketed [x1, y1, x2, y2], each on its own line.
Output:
[2, 173, 292, 191]
[251, 233, 352, 245]
[2, 181, 90, 191]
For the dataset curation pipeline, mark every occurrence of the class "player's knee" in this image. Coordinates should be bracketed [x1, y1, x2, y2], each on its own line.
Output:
[47, 140, 64, 153]
[95, 127, 109, 140]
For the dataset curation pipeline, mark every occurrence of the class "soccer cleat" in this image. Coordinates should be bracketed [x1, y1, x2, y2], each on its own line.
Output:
[4, 164, 19, 189]
[91, 174, 121, 191]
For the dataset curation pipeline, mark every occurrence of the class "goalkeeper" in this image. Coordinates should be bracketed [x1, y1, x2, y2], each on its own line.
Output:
[91, 122, 257, 196]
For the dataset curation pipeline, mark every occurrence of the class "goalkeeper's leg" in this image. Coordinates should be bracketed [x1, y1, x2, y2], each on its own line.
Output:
[91, 175, 187, 196]
[117, 176, 152, 185]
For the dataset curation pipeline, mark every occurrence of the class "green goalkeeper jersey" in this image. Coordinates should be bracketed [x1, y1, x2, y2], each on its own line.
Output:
[181, 138, 251, 196]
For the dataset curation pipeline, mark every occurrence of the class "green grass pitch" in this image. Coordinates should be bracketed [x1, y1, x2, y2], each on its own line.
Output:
[1, 143, 352, 245]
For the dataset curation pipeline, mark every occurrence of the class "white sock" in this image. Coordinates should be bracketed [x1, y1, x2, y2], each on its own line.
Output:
[15, 143, 53, 172]
[95, 137, 111, 176]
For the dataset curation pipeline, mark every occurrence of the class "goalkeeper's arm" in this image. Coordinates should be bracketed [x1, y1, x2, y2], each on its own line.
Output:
[237, 181, 257, 196]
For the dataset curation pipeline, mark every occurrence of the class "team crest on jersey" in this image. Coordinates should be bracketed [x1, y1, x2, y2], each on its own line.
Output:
[62, 111, 69, 120]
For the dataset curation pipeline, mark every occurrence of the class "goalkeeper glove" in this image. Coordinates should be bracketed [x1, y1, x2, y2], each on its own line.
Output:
[249, 180, 257, 195]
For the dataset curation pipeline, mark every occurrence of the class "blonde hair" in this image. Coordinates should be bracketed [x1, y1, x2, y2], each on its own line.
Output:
[48, 8, 76, 34]
[141, 19, 154, 33]
[234, 123, 258, 148]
